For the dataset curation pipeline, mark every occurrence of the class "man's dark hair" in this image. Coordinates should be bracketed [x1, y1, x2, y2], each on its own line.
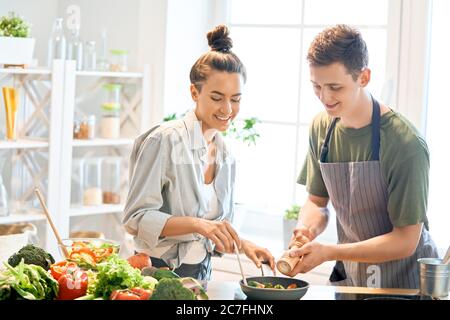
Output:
[307, 24, 369, 80]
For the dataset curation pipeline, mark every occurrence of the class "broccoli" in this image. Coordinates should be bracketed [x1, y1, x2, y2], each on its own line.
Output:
[8, 244, 55, 270]
[150, 278, 195, 300]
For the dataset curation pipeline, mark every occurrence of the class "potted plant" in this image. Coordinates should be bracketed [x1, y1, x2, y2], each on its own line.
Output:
[0, 12, 35, 67]
[283, 204, 301, 249]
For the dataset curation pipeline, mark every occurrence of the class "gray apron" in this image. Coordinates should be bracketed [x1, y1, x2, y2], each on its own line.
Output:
[320, 97, 438, 289]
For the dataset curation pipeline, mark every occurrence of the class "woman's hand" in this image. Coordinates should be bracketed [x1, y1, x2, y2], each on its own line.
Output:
[196, 219, 241, 254]
[241, 240, 276, 273]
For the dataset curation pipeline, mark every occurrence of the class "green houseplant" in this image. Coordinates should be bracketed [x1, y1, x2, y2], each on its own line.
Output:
[0, 12, 35, 66]
[283, 204, 301, 249]
[163, 112, 260, 146]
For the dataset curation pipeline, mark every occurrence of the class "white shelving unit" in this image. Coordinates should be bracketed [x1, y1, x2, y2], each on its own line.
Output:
[0, 212, 46, 224]
[59, 60, 151, 245]
[72, 138, 134, 148]
[0, 61, 66, 256]
[0, 61, 151, 257]
[68, 204, 126, 218]
[0, 139, 49, 149]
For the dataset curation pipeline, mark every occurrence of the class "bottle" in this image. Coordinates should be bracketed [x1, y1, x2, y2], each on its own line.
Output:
[97, 28, 110, 71]
[47, 18, 66, 67]
[67, 24, 83, 70]
[84, 41, 97, 71]
[0, 175, 9, 217]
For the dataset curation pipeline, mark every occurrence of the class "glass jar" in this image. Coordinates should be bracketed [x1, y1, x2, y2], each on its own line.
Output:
[83, 158, 102, 206]
[102, 157, 121, 204]
[109, 49, 128, 72]
[71, 158, 84, 207]
[100, 84, 121, 139]
[84, 40, 97, 71]
[85, 115, 96, 139]
[74, 115, 96, 139]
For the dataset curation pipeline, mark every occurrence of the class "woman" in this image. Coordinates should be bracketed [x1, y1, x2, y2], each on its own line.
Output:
[123, 25, 275, 281]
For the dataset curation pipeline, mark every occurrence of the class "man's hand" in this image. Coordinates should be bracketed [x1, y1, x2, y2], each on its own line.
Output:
[287, 241, 334, 276]
[288, 225, 314, 249]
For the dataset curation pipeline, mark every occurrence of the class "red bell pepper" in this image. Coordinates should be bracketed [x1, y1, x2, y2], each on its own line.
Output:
[50, 261, 78, 281]
[57, 268, 88, 300]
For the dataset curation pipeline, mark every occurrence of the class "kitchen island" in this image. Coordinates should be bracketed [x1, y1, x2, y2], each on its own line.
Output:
[205, 281, 440, 300]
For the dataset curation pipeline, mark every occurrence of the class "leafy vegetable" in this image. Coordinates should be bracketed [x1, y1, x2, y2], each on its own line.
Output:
[0, 259, 58, 300]
[163, 112, 261, 146]
[8, 244, 55, 271]
[87, 254, 154, 299]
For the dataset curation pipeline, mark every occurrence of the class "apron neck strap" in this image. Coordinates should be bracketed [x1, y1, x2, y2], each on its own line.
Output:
[319, 95, 381, 163]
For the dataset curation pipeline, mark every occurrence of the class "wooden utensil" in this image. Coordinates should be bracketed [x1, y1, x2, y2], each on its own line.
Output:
[234, 241, 247, 286]
[34, 188, 69, 258]
[276, 236, 309, 276]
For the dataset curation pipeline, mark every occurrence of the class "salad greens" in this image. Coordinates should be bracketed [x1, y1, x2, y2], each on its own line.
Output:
[86, 254, 156, 299]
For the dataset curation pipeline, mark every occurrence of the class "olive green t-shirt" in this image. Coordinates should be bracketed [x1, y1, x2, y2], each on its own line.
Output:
[298, 110, 430, 230]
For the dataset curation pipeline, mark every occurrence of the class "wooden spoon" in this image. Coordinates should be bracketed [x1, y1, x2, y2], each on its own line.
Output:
[234, 241, 247, 286]
[35, 188, 69, 258]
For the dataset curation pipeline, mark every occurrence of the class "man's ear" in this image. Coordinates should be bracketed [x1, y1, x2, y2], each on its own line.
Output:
[190, 84, 199, 102]
[359, 68, 371, 87]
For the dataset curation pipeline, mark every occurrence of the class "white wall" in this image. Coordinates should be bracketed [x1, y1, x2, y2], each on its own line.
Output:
[163, 0, 228, 117]
[56, 0, 141, 70]
[163, 0, 211, 116]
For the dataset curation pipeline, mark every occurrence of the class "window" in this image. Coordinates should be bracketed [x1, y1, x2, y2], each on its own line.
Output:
[227, 0, 399, 245]
[425, 0, 450, 252]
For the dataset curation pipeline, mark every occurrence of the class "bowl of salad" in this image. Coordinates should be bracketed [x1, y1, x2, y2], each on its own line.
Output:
[59, 238, 120, 269]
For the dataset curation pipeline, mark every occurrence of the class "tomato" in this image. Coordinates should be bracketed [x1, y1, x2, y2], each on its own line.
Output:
[110, 290, 141, 300]
[110, 288, 153, 300]
[50, 261, 78, 281]
[127, 253, 152, 270]
[57, 268, 88, 300]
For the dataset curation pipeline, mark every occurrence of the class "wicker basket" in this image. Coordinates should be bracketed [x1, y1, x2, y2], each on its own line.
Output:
[0, 223, 37, 264]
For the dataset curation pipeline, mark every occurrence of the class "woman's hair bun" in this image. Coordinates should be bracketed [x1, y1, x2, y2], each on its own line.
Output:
[207, 24, 233, 53]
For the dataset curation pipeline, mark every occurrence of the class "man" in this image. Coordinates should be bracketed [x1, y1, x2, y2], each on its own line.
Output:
[289, 24, 438, 288]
